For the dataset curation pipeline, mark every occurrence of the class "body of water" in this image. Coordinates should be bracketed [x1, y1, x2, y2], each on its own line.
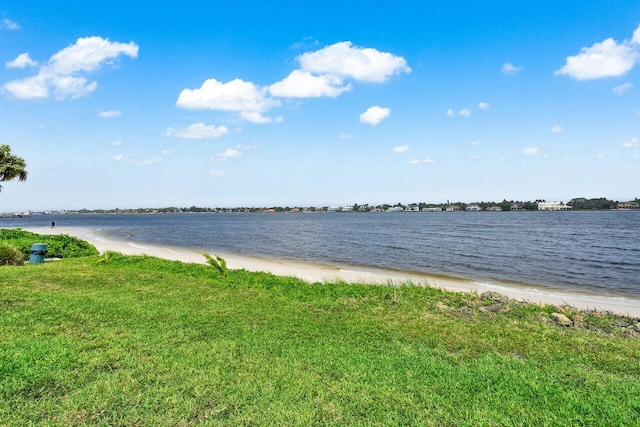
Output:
[2, 211, 639, 298]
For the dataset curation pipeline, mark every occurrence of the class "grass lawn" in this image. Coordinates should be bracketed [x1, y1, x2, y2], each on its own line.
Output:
[1, 254, 639, 425]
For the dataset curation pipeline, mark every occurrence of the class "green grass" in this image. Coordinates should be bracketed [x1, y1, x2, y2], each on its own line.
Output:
[0, 228, 98, 259]
[1, 255, 639, 425]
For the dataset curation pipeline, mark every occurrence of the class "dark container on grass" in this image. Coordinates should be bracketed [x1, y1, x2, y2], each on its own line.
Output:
[29, 243, 47, 264]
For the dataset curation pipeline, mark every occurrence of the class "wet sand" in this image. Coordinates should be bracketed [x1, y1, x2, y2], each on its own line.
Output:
[24, 226, 640, 317]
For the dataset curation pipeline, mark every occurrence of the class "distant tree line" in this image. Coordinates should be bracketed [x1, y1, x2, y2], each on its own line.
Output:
[59, 196, 639, 215]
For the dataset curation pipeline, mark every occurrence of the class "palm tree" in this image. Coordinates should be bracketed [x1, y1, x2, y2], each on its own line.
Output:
[0, 145, 28, 191]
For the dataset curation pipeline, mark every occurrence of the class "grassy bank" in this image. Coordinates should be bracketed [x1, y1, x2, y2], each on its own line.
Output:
[1, 254, 639, 425]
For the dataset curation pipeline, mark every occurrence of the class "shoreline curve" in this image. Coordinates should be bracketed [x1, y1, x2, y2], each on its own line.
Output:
[22, 226, 640, 318]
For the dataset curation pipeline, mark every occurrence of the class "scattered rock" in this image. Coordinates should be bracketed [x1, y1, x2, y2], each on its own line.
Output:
[479, 303, 510, 314]
[634, 323, 640, 333]
[624, 328, 640, 339]
[572, 315, 584, 328]
[551, 312, 573, 327]
[436, 302, 450, 311]
[481, 291, 510, 304]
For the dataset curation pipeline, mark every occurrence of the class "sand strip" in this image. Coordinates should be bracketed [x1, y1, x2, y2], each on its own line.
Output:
[23, 226, 640, 317]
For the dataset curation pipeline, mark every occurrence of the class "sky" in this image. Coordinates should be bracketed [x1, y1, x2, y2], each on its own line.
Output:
[1, 1, 639, 211]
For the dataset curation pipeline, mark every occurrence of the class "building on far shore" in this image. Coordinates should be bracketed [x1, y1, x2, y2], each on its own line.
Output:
[467, 204, 481, 211]
[406, 203, 420, 212]
[617, 202, 639, 210]
[538, 202, 572, 211]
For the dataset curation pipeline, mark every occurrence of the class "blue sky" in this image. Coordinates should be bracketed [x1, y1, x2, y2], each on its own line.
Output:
[1, 1, 639, 210]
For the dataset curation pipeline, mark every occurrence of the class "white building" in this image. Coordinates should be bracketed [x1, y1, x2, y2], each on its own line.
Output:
[406, 203, 420, 212]
[538, 202, 572, 211]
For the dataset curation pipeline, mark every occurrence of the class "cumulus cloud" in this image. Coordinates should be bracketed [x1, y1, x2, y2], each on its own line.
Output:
[177, 78, 280, 124]
[634, 24, 640, 44]
[613, 82, 633, 95]
[98, 109, 121, 118]
[502, 62, 523, 75]
[359, 106, 390, 125]
[409, 158, 435, 165]
[165, 122, 229, 139]
[556, 24, 640, 80]
[2, 18, 20, 30]
[339, 134, 353, 140]
[269, 70, 351, 98]
[522, 146, 540, 156]
[108, 139, 122, 146]
[622, 137, 638, 149]
[211, 144, 259, 163]
[3, 36, 138, 100]
[212, 148, 242, 162]
[298, 41, 411, 83]
[458, 108, 471, 117]
[176, 41, 409, 123]
[6, 53, 38, 68]
[478, 102, 490, 110]
[393, 145, 409, 153]
[550, 125, 563, 134]
[446, 108, 455, 117]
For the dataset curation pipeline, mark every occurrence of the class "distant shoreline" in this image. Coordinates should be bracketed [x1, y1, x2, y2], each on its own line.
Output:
[21, 226, 640, 318]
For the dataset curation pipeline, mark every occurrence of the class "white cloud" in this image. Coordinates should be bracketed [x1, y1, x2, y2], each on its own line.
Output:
[613, 82, 633, 95]
[446, 108, 455, 117]
[165, 122, 229, 139]
[409, 158, 435, 165]
[393, 145, 409, 153]
[111, 154, 163, 166]
[339, 134, 353, 140]
[478, 102, 490, 110]
[161, 149, 175, 155]
[458, 108, 471, 117]
[298, 41, 411, 83]
[108, 139, 123, 146]
[550, 125, 563, 134]
[471, 140, 480, 147]
[359, 106, 390, 125]
[555, 35, 639, 80]
[6, 53, 38, 68]
[211, 144, 259, 163]
[633, 24, 640, 44]
[177, 78, 280, 124]
[240, 111, 278, 124]
[2, 18, 20, 30]
[212, 148, 243, 163]
[4, 36, 138, 100]
[98, 109, 121, 118]
[175, 42, 409, 123]
[522, 146, 540, 156]
[622, 137, 638, 149]
[502, 62, 523, 75]
[209, 169, 224, 177]
[268, 70, 351, 98]
[597, 153, 606, 160]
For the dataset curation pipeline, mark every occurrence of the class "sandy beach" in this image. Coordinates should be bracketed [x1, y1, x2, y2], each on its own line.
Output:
[24, 226, 640, 317]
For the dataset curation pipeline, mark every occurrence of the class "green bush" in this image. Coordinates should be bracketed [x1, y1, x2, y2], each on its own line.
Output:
[0, 242, 25, 265]
[0, 228, 98, 259]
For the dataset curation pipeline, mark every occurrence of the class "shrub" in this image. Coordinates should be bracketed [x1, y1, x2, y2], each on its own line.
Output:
[0, 228, 98, 258]
[0, 243, 25, 266]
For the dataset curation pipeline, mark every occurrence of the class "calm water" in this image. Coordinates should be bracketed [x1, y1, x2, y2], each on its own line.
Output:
[2, 211, 639, 298]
